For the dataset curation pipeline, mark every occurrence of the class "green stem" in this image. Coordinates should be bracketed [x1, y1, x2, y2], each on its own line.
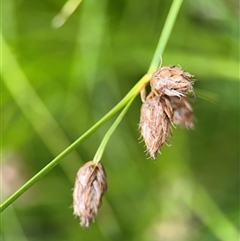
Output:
[0, 74, 149, 212]
[93, 97, 135, 164]
[0, 0, 184, 212]
[148, 0, 183, 72]
[52, 0, 84, 28]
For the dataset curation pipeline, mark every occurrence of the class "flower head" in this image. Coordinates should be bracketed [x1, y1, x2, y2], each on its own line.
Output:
[139, 93, 172, 159]
[139, 65, 195, 159]
[169, 96, 194, 128]
[73, 161, 107, 228]
[150, 65, 194, 98]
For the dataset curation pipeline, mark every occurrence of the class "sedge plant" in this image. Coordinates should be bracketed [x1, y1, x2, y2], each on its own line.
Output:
[2, 1, 239, 239]
[1, 0, 183, 212]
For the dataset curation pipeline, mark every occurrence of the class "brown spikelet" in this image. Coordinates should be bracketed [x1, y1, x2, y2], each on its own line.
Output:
[150, 65, 194, 98]
[139, 64, 195, 159]
[139, 93, 172, 159]
[73, 161, 107, 228]
[169, 96, 194, 128]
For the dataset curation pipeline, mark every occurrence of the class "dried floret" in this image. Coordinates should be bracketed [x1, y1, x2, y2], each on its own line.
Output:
[169, 96, 194, 128]
[139, 65, 195, 159]
[73, 161, 107, 228]
[139, 93, 172, 159]
[150, 65, 194, 98]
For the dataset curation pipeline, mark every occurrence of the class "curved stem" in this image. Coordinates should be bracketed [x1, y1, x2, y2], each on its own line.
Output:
[148, 0, 184, 73]
[93, 97, 135, 164]
[0, 74, 150, 212]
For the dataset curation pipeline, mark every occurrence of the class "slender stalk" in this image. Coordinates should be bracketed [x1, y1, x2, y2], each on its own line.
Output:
[51, 0, 83, 28]
[148, 0, 183, 73]
[0, 0, 184, 212]
[0, 75, 149, 212]
[93, 97, 135, 164]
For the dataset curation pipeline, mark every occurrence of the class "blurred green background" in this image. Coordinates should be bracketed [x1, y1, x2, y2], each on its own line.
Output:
[1, 0, 239, 241]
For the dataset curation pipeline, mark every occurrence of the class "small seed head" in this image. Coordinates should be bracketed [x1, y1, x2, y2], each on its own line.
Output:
[140, 93, 172, 159]
[73, 161, 107, 228]
[139, 65, 195, 159]
[169, 96, 194, 128]
[150, 65, 194, 98]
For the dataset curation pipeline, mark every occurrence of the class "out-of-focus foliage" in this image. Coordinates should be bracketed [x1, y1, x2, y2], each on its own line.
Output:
[1, 0, 239, 241]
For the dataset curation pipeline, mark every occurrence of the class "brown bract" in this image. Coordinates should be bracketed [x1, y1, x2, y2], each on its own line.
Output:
[139, 65, 195, 159]
[73, 161, 107, 228]
[140, 94, 172, 159]
[150, 66, 194, 98]
[169, 96, 194, 128]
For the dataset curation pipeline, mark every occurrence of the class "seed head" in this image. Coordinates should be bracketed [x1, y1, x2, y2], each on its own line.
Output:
[139, 93, 172, 159]
[139, 64, 195, 159]
[73, 161, 107, 228]
[150, 65, 194, 97]
[169, 96, 194, 128]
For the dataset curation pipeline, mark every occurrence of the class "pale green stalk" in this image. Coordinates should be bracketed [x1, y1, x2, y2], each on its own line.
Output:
[0, 73, 150, 213]
[51, 0, 83, 28]
[93, 97, 135, 164]
[148, 0, 183, 72]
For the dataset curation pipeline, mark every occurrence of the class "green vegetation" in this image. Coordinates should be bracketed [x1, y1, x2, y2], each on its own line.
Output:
[1, 0, 239, 240]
